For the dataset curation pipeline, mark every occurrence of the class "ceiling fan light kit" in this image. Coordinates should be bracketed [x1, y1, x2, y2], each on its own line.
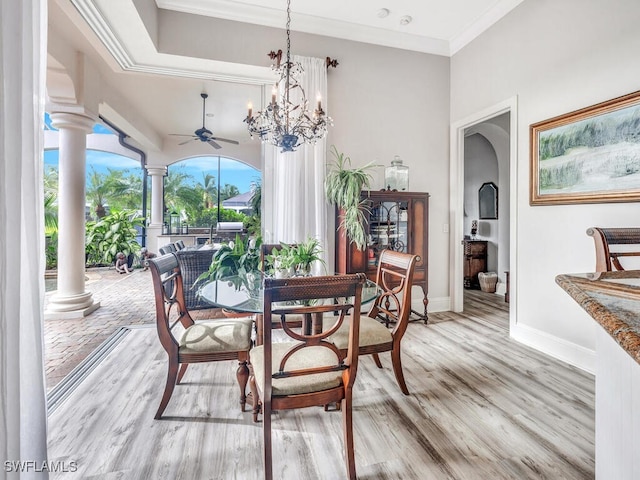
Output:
[170, 92, 239, 149]
[244, 0, 332, 153]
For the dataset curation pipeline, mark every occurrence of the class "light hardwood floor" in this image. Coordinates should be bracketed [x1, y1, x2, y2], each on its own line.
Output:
[47, 290, 594, 479]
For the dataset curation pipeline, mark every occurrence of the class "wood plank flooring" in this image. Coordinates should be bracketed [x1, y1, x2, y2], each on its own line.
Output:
[47, 290, 594, 479]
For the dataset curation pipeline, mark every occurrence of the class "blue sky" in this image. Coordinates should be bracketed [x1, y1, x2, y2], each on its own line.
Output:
[43, 113, 259, 193]
[43, 150, 258, 193]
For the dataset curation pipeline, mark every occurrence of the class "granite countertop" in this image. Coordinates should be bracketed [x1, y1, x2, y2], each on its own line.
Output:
[556, 270, 640, 365]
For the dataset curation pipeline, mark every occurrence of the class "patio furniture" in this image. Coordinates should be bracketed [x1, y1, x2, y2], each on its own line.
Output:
[249, 273, 367, 480]
[148, 253, 252, 419]
[586, 227, 640, 272]
[175, 240, 185, 250]
[174, 248, 216, 310]
[159, 243, 177, 255]
[328, 250, 419, 395]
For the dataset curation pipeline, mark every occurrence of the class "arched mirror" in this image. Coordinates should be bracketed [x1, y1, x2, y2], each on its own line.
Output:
[479, 182, 498, 219]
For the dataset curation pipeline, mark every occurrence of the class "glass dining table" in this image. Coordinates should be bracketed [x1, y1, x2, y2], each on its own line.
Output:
[197, 272, 380, 340]
[196, 271, 380, 314]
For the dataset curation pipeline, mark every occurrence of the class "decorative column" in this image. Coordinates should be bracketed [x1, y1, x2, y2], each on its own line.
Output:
[146, 166, 167, 253]
[46, 112, 99, 318]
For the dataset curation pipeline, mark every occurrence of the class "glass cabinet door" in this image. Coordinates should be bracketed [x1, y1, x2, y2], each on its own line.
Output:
[366, 199, 409, 269]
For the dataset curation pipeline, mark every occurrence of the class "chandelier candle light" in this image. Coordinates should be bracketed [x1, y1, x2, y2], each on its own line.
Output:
[244, 0, 332, 152]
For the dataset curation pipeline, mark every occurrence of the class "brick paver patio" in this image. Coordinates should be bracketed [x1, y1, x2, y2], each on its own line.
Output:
[43, 266, 221, 391]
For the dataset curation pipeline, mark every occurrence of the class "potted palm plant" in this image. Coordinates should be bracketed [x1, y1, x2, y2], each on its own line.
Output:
[325, 145, 377, 250]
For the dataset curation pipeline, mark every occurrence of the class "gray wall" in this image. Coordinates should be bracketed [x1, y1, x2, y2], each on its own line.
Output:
[155, 12, 452, 304]
[452, 0, 640, 369]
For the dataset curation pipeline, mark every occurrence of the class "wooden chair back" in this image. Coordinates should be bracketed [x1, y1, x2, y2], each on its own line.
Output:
[148, 252, 252, 418]
[371, 250, 419, 332]
[586, 227, 640, 272]
[256, 243, 301, 343]
[256, 273, 367, 480]
[148, 253, 194, 356]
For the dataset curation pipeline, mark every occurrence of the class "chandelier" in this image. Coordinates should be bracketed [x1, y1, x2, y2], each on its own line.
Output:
[244, 0, 332, 152]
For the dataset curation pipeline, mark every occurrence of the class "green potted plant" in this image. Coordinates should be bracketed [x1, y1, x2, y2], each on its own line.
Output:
[291, 237, 325, 276]
[196, 234, 262, 284]
[325, 145, 377, 250]
[264, 243, 297, 279]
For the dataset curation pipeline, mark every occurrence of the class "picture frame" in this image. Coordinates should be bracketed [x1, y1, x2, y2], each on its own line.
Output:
[530, 90, 640, 205]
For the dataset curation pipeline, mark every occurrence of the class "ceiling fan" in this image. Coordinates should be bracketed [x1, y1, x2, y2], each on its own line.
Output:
[169, 93, 239, 149]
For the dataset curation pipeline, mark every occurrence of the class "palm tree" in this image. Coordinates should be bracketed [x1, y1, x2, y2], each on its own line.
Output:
[164, 167, 201, 220]
[86, 167, 111, 219]
[249, 180, 261, 217]
[107, 169, 143, 211]
[201, 173, 218, 209]
[219, 184, 240, 201]
[44, 166, 58, 233]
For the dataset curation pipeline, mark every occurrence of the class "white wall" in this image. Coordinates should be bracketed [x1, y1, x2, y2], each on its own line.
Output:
[451, 0, 640, 371]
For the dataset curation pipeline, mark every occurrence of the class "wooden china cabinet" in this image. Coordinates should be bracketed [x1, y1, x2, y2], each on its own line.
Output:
[335, 190, 429, 323]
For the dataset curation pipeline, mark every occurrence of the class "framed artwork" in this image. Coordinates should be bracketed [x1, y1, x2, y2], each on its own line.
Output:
[530, 90, 640, 205]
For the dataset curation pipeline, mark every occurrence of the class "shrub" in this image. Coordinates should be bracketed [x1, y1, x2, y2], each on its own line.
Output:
[86, 210, 144, 266]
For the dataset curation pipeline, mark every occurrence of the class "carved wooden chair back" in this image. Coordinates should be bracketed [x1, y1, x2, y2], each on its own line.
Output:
[250, 273, 366, 480]
[329, 249, 419, 395]
[587, 227, 640, 272]
[148, 253, 252, 419]
[254, 243, 302, 344]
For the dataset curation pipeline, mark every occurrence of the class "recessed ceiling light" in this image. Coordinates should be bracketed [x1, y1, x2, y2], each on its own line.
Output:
[377, 8, 390, 19]
[399, 15, 412, 26]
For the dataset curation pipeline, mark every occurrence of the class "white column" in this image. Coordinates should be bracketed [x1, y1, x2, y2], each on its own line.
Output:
[147, 166, 167, 227]
[46, 112, 100, 318]
[146, 166, 167, 253]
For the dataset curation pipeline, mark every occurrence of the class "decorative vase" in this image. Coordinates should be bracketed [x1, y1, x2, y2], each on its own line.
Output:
[385, 155, 409, 191]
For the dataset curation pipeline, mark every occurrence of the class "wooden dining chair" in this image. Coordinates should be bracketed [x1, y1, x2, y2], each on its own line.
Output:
[252, 243, 303, 345]
[249, 273, 366, 480]
[586, 227, 640, 272]
[329, 250, 419, 395]
[148, 253, 253, 419]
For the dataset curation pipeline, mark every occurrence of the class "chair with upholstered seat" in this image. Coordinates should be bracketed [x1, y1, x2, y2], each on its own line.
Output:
[250, 273, 366, 480]
[586, 227, 640, 272]
[148, 253, 253, 419]
[329, 250, 419, 395]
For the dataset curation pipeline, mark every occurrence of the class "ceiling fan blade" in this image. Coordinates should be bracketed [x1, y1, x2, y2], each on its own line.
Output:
[178, 137, 198, 145]
[207, 139, 223, 149]
[168, 133, 194, 137]
[211, 136, 240, 145]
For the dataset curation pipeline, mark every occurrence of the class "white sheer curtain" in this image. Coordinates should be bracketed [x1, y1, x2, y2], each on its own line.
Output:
[0, 0, 49, 477]
[262, 56, 330, 272]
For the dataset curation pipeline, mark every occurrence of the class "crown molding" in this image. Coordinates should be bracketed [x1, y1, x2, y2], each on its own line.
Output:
[70, 0, 274, 84]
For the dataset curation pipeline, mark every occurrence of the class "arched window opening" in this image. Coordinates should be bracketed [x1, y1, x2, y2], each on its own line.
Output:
[165, 156, 261, 234]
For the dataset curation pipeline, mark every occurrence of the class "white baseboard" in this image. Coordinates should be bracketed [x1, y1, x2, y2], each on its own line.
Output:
[510, 323, 595, 374]
[413, 296, 450, 314]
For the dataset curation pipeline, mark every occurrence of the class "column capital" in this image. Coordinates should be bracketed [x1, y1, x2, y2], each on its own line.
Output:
[49, 112, 95, 133]
[146, 166, 168, 177]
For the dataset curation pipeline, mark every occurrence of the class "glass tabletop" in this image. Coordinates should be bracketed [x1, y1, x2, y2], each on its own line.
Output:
[196, 271, 380, 313]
